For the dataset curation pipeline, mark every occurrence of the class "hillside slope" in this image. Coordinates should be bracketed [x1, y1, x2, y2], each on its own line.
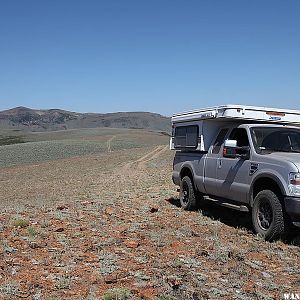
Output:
[0, 107, 171, 132]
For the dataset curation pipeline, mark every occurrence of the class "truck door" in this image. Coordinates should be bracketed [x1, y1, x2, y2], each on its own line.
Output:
[204, 128, 229, 195]
[215, 128, 251, 203]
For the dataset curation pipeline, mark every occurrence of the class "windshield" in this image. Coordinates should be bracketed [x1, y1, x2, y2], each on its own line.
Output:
[251, 127, 300, 154]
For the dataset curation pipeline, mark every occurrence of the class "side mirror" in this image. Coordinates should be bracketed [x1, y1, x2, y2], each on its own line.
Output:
[223, 140, 238, 158]
[224, 139, 237, 148]
[223, 140, 250, 160]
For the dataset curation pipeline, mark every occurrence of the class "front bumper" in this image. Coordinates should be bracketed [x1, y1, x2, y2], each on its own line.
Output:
[284, 196, 300, 226]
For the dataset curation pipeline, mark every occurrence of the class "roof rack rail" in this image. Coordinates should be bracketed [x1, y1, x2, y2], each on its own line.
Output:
[172, 104, 300, 125]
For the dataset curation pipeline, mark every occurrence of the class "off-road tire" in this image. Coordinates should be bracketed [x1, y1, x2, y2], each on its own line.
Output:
[180, 176, 197, 210]
[252, 190, 285, 241]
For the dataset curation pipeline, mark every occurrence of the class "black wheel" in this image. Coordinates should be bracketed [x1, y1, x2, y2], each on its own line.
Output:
[252, 190, 285, 241]
[180, 176, 197, 210]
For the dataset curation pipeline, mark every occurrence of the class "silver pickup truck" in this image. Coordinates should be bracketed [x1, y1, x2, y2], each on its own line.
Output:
[172, 119, 300, 241]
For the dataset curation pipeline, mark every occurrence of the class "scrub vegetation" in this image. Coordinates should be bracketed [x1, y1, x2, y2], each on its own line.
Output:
[0, 128, 299, 299]
[0, 135, 25, 146]
[0, 128, 168, 168]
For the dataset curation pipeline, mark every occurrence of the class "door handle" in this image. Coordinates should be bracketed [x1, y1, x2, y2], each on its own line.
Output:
[217, 158, 222, 169]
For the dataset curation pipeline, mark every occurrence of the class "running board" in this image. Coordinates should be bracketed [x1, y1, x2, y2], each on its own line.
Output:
[203, 196, 249, 212]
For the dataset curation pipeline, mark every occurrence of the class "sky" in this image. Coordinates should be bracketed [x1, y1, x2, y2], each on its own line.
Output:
[0, 0, 300, 116]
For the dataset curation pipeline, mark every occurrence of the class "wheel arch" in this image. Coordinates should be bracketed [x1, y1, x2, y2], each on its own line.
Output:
[250, 174, 286, 207]
[180, 165, 195, 181]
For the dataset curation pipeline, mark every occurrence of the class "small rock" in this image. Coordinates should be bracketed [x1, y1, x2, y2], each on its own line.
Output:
[191, 230, 200, 237]
[45, 274, 56, 280]
[16, 291, 30, 298]
[124, 240, 139, 249]
[81, 201, 90, 206]
[56, 205, 68, 210]
[104, 275, 117, 284]
[10, 267, 17, 275]
[262, 271, 272, 278]
[32, 291, 43, 300]
[31, 259, 39, 265]
[167, 277, 182, 290]
[199, 249, 209, 256]
[150, 207, 158, 213]
[54, 227, 64, 232]
[29, 241, 41, 249]
[48, 248, 58, 252]
[105, 207, 114, 215]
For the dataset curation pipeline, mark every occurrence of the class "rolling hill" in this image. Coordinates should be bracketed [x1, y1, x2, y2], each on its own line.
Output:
[0, 106, 171, 132]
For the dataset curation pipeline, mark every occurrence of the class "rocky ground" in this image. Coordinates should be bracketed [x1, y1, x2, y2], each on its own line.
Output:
[0, 144, 299, 299]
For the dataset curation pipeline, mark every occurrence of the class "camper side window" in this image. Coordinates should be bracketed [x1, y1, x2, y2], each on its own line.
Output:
[174, 125, 198, 149]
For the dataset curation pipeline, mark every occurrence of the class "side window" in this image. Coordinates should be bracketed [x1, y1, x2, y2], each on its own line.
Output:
[227, 128, 250, 156]
[174, 125, 198, 148]
[212, 128, 229, 154]
[229, 128, 249, 147]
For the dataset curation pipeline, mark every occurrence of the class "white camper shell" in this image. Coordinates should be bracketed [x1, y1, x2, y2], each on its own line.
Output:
[170, 104, 300, 152]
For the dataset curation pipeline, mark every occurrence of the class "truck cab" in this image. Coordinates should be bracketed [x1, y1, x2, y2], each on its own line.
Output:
[171, 105, 300, 240]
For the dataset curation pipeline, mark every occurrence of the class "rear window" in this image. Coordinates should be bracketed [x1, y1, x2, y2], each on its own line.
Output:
[174, 125, 198, 149]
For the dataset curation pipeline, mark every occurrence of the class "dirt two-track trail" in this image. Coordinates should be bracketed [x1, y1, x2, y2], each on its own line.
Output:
[106, 135, 116, 152]
[123, 145, 169, 170]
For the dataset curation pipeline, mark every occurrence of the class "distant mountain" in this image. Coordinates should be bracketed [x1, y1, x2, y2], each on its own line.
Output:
[0, 107, 171, 133]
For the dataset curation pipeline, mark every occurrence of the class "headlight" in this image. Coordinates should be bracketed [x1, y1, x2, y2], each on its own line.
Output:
[289, 173, 300, 196]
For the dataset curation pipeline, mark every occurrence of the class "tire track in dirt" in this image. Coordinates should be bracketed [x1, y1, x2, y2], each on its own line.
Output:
[123, 145, 168, 170]
[107, 135, 116, 152]
[137, 145, 168, 169]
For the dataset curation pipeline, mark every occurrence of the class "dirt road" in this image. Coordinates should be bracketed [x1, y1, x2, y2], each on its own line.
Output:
[106, 135, 116, 152]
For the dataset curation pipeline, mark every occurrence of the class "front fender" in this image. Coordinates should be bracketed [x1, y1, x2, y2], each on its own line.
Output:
[249, 170, 288, 206]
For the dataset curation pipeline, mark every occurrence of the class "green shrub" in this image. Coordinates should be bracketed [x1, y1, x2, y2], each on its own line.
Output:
[55, 275, 71, 289]
[103, 288, 131, 300]
[27, 226, 38, 237]
[12, 218, 29, 228]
